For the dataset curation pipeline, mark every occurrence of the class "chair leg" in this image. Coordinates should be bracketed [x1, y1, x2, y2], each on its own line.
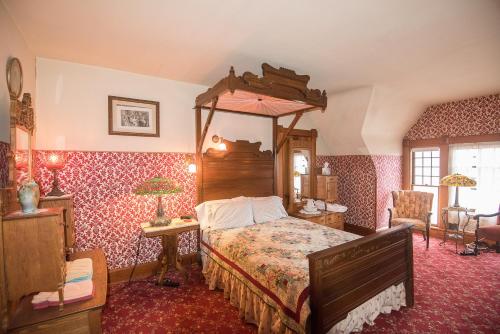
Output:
[425, 225, 430, 250]
[422, 231, 426, 240]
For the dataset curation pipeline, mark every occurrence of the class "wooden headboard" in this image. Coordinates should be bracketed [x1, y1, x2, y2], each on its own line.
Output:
[198, 140, 274, 203]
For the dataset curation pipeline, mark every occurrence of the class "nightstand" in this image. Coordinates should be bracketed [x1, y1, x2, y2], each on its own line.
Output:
[290, 210, 344, 230]
[141, 218, 199, 286]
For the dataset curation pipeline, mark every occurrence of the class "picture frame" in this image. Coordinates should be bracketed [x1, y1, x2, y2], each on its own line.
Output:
[108, 96, 160, 137]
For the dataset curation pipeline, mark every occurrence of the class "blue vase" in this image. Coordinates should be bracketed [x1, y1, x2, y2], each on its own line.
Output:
[18, 180, 40, 213]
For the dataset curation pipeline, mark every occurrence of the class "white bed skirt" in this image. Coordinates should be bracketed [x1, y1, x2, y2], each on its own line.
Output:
[202, 253, 406, 334]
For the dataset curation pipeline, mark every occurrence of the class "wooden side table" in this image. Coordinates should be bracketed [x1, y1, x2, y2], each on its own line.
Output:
[141, 218, 199, 286]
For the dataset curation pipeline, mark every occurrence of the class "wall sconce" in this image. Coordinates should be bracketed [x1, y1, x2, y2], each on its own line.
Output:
[43, 151, 67, 196]
[212, 135, 227, 151]
[186, 155, 196, 174]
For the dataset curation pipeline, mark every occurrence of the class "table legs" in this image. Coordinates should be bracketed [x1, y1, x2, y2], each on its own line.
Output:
[157, 234, 189, 286]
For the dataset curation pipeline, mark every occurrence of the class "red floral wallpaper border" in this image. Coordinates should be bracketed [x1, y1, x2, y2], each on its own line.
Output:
[34, 151, 197, 269]
[0, 141, 9, 188]
[405, 93, 500, 140]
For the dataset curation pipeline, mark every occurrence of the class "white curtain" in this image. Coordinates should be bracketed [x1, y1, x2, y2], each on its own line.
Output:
[449, 142, 500, 229]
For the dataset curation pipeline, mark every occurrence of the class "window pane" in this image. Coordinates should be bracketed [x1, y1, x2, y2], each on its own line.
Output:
[423, 176, 431, 185]
[414, 158, 422, 167]
[423, 167, 431, 176]
[414, 176, 423, 185]
[432, 157, 439, 166]
[432, 177, 440, 186]
[423, 151, 431, 158]
[423, 158, 431, 167]
[432, 150, 440, 158]
[432, 167, 440, 177]
[415, 151, 423, 158]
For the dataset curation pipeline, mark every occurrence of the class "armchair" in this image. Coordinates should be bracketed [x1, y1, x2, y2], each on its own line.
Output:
[471, 204, 500, 255]
[388, 190, 433, 249]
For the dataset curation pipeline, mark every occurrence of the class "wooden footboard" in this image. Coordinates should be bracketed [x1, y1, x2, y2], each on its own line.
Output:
[307, 223, 414, 334]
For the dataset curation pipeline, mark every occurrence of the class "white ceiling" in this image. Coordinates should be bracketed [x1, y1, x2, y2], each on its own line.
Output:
[3, 0, 500, 154]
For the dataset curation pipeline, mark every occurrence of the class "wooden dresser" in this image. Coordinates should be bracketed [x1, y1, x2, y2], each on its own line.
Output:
[300, 175, 339, 202]
[39, 195, 75, 255]
[2, 209, 66, 309]
[290, 210, 344, 230]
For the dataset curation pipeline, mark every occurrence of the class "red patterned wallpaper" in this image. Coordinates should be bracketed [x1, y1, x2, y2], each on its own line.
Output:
[317, 155, 401, 230]
[405, 93, 500, 140]
[317, 155, 377, 229]
[0, 141, 8, 188]
[34, 151, 197, 269]
[373, 155, 402, 229]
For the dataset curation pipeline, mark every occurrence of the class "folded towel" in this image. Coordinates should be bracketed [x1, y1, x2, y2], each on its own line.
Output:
[66, 258, 93, 283]
[326, 203, 348, 213]
[32, 280, 94, 310]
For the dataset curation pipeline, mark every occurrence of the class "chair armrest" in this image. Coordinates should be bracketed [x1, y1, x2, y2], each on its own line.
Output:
[473, 211, 500, 220]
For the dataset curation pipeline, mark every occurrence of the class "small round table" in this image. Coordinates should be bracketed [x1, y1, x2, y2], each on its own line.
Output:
[440, 207, 475, 253]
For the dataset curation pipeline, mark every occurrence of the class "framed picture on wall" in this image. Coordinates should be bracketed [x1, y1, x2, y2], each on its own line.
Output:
[108, 96, 160, 137]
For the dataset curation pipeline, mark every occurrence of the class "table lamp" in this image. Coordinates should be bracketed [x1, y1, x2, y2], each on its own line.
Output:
[44, 151, 67, 196]
[440, 173, 476, 208]
[134, 177, 182, 226]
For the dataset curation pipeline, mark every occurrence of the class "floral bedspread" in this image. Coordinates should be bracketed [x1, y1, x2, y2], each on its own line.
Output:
[201, 217, 360, 332]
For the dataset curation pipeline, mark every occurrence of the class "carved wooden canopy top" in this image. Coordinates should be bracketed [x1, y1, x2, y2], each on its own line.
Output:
[195, 63, 327, 118]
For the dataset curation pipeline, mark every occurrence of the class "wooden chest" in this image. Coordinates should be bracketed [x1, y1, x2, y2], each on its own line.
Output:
[2, 208, 66, 305]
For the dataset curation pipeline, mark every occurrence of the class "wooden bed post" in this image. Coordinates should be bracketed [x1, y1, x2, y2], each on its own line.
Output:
[272, 117, 278, 195]
[276, 111, 303, 154]
[195, 106, 202, 204]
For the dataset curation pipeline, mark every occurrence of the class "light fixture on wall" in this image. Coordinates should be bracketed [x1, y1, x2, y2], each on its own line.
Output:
[212, 134, 227, 151]
[186, 155, 196, 174]
[43, 151, 67, 197]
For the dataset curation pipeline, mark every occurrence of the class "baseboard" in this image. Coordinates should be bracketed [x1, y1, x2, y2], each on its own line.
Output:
[108, 261, 159, 285]
[344, 223, 376, 236]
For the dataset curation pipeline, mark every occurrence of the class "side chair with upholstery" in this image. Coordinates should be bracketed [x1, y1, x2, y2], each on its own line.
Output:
[388, 190, 434, 249]
[472, 204, 500, 255]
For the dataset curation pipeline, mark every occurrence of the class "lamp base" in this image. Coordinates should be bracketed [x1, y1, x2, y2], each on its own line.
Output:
[150, 216, 172, 227]
[46, 186, 66, 197]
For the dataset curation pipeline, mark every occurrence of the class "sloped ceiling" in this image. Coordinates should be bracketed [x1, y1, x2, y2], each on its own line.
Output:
[3, 0, 500, 155]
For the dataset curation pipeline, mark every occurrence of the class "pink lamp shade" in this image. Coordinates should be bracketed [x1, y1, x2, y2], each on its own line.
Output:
[44, 152, 67, 169]
[44, 151, 67, 197]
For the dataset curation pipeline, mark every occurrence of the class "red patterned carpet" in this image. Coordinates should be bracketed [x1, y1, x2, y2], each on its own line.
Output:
[102, 235, 500, 333]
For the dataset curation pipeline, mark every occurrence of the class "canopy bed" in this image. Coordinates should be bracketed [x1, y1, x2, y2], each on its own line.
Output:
[194, 63, 414, 333]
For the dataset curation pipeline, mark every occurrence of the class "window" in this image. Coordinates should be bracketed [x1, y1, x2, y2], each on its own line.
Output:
[449, 142, 500, 227]
[411, 149, 440, 225]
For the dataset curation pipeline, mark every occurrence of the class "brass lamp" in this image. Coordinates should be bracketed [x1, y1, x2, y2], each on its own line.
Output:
[134, 177, 182, 226]
[440, 173, 476, 208]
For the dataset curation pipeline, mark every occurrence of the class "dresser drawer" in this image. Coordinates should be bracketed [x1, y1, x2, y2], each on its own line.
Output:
[325, 213, 344, 230]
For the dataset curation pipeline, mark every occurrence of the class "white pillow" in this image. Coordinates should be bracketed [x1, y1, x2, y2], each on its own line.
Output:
[251, 196, 288, 223]
[208, 199, 254, 231]
[195, 196, 249, 230]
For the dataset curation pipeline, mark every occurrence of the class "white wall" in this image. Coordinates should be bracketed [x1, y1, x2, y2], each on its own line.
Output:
[36, 58, 274, 152]
[0, 3, 36, 143]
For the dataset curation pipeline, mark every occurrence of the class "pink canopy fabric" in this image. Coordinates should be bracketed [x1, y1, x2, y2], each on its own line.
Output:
[203, 90, 314, 117]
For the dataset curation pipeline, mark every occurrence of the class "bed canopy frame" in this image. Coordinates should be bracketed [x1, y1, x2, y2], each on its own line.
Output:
[194, 63, 414, 334]
[194, 63, 327, 203]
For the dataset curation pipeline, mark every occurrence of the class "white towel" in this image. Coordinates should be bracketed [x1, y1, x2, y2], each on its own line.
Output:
[66, 258, 93, 283]
[32, 280, 94, 309]
[326, 203, 348, 213]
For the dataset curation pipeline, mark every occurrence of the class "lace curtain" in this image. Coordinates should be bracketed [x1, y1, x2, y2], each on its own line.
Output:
[449, 141, 500, 228]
